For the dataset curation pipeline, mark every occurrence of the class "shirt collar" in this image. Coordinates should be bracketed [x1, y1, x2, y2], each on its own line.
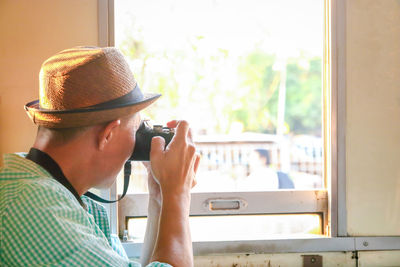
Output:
[26, 147, 86, 209]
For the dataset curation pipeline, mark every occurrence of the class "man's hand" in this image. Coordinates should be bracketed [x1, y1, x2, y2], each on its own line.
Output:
[150, 120, 200, 199]
[148, 120, 200, 267]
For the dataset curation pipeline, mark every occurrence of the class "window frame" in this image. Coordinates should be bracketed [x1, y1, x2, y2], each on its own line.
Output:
[118, 190, 328, 240]
[96, 0, 363, 256]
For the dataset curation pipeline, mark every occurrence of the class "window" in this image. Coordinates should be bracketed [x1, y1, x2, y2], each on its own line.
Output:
[101, 0, 334, 252]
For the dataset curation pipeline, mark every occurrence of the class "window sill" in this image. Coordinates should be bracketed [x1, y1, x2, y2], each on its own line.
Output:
[122, 236, 400, 258]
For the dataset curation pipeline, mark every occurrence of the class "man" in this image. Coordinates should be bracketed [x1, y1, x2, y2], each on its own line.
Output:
[246, 149, 294, 190]
[0, 47, 200, 266]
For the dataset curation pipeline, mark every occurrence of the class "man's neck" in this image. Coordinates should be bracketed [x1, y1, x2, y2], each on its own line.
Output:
[32, 142, 95, 196]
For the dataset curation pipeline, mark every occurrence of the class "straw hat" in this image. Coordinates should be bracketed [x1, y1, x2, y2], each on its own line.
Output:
[24, 46, 161, 128]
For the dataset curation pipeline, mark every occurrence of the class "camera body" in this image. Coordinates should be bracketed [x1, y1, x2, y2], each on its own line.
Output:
[130, 121, 175, 161]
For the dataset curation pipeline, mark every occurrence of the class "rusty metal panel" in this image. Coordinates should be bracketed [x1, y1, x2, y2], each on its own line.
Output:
[193, 252, 355, 267]
[302, 255, 322, 267]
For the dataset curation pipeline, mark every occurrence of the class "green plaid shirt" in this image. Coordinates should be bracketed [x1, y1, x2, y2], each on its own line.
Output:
[0, 153, 170, 267]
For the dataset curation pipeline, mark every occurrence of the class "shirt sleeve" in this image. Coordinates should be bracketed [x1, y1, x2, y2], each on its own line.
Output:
[146, 262, 173, 267]
[1, 180, 171, 267]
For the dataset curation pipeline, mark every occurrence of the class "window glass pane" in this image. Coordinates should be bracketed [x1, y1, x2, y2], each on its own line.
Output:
[126, 214, 323, 242]
[115, 0, 324, 193]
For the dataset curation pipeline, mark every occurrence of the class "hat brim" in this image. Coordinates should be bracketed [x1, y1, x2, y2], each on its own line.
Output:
[25, 93, 161, 128]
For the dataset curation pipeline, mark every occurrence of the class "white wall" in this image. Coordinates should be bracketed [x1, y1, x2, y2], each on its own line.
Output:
[346, 0, 400, 236]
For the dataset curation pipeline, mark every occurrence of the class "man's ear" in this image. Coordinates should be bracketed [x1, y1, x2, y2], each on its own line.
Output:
[98, 120, 121, 150]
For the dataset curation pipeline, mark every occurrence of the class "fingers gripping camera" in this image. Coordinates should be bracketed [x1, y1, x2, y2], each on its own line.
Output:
[130, 121, 175, 161]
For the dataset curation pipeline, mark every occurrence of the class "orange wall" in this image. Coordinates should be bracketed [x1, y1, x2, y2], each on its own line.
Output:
[0, 0, 98, 160]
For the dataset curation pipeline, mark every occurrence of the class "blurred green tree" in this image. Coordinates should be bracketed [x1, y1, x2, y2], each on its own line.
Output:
[236, 51, 322, 136]
[119, 32, 321, 136]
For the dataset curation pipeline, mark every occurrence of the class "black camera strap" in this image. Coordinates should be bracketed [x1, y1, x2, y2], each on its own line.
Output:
[26, 147, 131, 205]
[26, 148, 86, 208]
[84, 161, 131, 203]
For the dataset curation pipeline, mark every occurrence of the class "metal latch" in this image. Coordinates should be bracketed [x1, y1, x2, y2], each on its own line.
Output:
[205, 198, 248, 211]
[302, 255, 322, 267]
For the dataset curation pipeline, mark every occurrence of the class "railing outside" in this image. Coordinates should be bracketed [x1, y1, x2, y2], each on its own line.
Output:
[194, 133, 323, 190]
[126, 133, 323, 193]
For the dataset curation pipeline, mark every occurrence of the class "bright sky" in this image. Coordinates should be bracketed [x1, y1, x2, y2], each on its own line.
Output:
[114, 0, 324, 134]
[115, 0, 323, 58]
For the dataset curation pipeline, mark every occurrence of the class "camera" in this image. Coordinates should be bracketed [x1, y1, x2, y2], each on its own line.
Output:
[129, 120, 175, 161]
